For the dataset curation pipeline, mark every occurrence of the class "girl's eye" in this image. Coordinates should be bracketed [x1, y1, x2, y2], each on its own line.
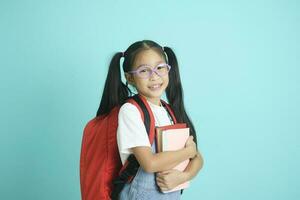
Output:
[157, 65, 167, 71]
[157, 63, 167, 67]
[139, 68, 151, 74]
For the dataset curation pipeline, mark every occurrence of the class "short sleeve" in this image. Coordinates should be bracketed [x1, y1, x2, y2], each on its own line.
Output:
[117, 103, 151, 164]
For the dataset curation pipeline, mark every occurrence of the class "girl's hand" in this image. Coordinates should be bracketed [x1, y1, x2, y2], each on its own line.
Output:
[156, 169, 187, 192]
[185, 136, 197, 158]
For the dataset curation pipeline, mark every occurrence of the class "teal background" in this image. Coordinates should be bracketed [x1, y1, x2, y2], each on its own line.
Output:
[1, 0, 299, 199]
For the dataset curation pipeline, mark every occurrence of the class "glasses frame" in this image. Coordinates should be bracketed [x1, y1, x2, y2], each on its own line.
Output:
[127, 63, 171, 79]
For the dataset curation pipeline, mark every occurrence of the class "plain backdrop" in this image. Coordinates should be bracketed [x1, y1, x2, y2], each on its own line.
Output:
[0, 0, 299, 199]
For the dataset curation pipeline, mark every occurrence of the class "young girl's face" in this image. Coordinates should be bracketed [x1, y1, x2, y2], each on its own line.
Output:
[126, 49, 169, 106]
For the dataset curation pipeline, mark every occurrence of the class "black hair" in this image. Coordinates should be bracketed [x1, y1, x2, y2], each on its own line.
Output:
[96, 40, 197, 145]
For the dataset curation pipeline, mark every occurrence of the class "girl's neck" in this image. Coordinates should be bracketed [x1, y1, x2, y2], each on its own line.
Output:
[139, 94, 162, 106]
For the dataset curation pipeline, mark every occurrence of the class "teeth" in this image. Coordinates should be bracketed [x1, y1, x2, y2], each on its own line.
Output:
[149, 84, 161, 89]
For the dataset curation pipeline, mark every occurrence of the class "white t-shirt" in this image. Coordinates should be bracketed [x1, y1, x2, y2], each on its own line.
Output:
[117, 100, 173, 165]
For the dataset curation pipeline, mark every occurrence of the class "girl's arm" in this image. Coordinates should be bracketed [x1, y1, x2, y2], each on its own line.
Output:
[182, 151, 204, 180]
[156, 151, 204, 191]
[131, 136, 197, 173]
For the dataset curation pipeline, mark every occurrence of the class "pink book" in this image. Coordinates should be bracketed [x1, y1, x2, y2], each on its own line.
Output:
[155, 124, 190, 193]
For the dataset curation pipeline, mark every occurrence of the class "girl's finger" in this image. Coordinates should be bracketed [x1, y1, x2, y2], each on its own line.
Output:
[159, 186, 167, 192]
[156, 172, 163, 177]
[157, 181, 165, 187]
[156, 180, 166, 188]
[156, 176, 165, 183]
[156, 173, 165, 179]
[160, 170, 171, 174]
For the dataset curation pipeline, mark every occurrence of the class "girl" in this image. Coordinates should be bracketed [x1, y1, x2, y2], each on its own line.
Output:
[97, 40, 204, 199]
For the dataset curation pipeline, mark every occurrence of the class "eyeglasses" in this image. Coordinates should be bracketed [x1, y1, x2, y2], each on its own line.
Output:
[127, 63, 171, 79]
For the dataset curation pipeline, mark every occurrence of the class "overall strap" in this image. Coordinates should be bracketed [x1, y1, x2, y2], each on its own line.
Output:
[161, 100, 177, 124]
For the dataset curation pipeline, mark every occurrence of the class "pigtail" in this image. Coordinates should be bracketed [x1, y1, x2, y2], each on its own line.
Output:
[96, 52, 130, 116]
[164, 47, 198, 146]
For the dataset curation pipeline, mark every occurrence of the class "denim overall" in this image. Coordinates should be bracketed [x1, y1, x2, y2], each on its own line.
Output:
[119, 141, 181, 200]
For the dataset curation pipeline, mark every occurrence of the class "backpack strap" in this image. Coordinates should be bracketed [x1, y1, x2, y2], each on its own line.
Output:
[117, 94, 156, 173]
[131, 94, 156, 144]
[111, 94, 156, 200]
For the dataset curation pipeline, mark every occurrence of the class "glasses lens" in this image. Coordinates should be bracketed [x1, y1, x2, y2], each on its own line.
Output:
[156, 64, 170, 76]
[137, 66, 152, 78]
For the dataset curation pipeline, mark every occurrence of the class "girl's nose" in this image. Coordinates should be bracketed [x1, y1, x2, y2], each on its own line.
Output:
[149, 71, 160, 81]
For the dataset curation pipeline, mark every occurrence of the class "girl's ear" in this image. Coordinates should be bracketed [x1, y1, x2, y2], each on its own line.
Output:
[125, 73, 135, 86]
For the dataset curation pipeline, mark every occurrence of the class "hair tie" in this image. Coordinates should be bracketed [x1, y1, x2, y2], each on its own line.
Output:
[162, 46, 165, 51]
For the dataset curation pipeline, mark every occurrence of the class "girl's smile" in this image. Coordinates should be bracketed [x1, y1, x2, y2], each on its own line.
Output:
[148, 83, 163, 90]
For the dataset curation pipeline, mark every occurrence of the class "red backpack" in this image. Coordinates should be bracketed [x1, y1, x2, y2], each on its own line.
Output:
[79, 94, 177, 200]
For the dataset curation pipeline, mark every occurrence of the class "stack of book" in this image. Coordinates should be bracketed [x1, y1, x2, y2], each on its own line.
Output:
[155, 123, 190, 193]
